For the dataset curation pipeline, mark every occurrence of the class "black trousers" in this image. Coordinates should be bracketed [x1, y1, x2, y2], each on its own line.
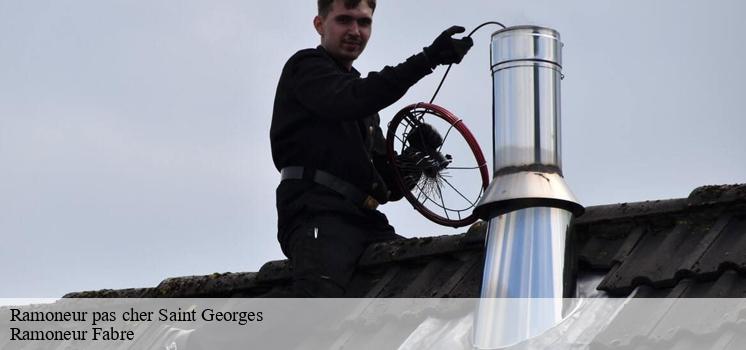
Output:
[272, 181, 402, 297]
[282, 213, 401, 297]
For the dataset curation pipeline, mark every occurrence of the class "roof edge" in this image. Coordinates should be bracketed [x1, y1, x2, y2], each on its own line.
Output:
[576, 183, 746, 225]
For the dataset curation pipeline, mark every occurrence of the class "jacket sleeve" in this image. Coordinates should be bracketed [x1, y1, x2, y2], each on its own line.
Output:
[291, 50, 432, 121]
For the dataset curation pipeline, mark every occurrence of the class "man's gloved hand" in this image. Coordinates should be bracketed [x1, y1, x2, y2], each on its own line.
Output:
[423, 26, 474, 69]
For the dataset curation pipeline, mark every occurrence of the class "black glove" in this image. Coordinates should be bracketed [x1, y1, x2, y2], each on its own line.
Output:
[423, 26, 474, 69]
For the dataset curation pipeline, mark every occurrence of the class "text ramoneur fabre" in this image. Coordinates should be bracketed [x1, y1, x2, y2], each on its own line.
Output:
[8, 307, 263, 341]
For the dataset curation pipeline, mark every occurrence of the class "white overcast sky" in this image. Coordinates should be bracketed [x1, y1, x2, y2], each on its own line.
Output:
[2, 0, 745, 297]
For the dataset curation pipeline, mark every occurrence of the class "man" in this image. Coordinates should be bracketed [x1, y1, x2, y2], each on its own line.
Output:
[270, 0, 472, 296]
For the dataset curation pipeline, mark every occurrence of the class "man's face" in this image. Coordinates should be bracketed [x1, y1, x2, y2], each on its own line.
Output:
[314, 0, 373, 70]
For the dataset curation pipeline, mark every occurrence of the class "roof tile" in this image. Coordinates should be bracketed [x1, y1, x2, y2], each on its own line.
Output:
[63, 183, 746, 301]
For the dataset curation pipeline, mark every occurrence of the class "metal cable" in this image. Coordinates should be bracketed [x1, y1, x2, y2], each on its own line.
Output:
[428, 21, 507, 104]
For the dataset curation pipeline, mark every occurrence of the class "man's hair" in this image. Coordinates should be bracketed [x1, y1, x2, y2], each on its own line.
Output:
[317, 0, 376, 17]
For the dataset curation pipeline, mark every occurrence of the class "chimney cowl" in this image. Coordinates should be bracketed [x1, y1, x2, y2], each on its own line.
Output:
[475, 25, 582, 218]
[473, 25, 584, 349]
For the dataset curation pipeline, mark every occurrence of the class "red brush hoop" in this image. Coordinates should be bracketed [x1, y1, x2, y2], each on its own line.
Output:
[386, 103, 489, 228]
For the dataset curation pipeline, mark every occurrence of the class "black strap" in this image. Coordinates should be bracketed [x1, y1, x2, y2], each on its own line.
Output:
[280, 166, 375, 209]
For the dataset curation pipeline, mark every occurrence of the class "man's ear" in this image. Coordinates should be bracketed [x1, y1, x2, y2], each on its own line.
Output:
[313, 16, 324, 36]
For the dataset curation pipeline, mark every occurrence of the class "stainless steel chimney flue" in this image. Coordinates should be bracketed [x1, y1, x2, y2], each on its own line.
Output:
[473, 26, 584, 349]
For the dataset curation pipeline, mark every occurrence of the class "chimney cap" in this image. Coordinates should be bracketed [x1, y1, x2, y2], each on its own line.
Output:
[491, 25, 563, 69]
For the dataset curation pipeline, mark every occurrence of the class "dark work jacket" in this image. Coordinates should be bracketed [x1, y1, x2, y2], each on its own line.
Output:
[270, 46, 432, 249]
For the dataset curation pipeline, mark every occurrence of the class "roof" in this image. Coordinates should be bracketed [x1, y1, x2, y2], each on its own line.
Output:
[65, 183, 746, 299]
[13, 183, 746, 349]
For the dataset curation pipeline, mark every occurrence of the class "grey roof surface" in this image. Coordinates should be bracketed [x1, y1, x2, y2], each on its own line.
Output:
[19, 183, 746, 349]
[577, 184, 746, 297]
[65, 183, 746, 300]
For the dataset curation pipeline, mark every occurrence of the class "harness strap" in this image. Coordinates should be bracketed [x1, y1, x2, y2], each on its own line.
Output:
[280, 166, 379, 210]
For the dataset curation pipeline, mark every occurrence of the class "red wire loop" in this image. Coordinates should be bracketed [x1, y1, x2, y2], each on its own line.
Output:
[386, 103, 489, 228]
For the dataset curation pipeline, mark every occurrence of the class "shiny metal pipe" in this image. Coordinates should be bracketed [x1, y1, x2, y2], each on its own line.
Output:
[473, 207, 573, 349]
[492, 26, 562, 171]
[492, 50, 562, 170]
[479, 207, 573, 299]
[475, 25, 582, 219]
[473, 26, 583, 349]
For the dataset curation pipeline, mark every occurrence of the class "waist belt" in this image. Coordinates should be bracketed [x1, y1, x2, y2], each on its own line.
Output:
[280, 166, 379, 210]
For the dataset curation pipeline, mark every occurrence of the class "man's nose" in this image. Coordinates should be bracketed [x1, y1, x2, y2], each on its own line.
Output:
[348, 22, 360, 36]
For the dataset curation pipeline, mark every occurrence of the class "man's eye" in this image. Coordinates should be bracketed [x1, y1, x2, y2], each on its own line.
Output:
[336, 17, 351, 24]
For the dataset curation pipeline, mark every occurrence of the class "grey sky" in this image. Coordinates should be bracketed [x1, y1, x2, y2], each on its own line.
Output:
[1, 0, 744, 297]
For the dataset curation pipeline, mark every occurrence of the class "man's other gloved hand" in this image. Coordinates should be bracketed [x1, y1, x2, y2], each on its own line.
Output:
[423, 26, 474, 69]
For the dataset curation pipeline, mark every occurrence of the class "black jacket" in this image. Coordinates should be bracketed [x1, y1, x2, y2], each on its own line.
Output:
[270, 46, 432, 244]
